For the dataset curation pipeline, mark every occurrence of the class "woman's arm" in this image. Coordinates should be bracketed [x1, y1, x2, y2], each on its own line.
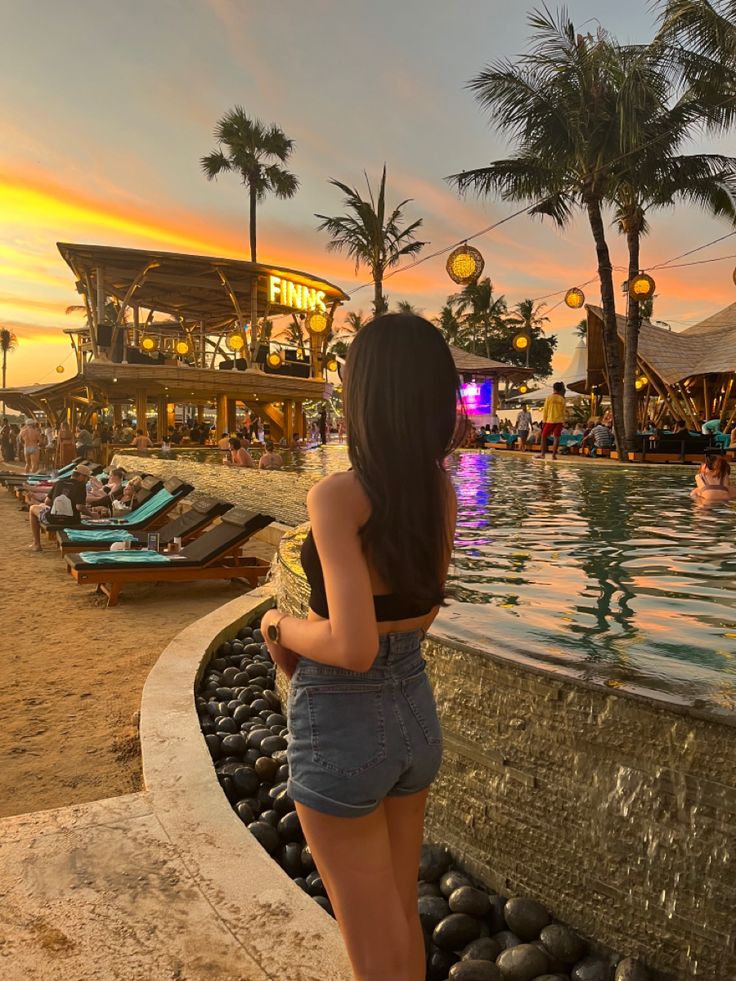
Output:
[263, 475, 379, 672]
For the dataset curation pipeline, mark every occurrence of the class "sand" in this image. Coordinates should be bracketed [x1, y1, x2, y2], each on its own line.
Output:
[0, 482, 275, 819]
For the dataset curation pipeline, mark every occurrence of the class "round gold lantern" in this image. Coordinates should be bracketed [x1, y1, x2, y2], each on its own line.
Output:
[266, 351, 283, 368]
[446, 244, 485, 285]
[307, 311, 328, 335]
[512, 331, 530, 352]
[55, 364, 65, 374]
[226, 332, 245, 352]
[140, 334, 158, 353]
[519, 383, 528, 394]
[174, 338, 191, 356]
[325, 356, 339, 373]
[565, 287, 585, 309]
[628, 273, 656, 301]
[635, 375, 648, 390]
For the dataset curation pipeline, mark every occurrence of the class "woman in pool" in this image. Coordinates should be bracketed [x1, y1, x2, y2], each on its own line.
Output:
[261, 314, 461, 981]
[222, 436, 255, 468]
[691, 451, 736, 504]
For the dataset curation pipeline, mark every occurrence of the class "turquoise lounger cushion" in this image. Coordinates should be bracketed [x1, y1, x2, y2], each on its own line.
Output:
[81, 488, 174, 527]
[77, 549, 170, 565]
[65, 529, 136, 543]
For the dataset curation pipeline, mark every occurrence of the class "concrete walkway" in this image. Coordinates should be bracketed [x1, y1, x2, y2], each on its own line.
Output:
[0, 587, 351, 981]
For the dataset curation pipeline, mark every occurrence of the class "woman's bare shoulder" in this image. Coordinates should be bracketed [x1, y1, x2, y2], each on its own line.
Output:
[307, 471, 367, 514]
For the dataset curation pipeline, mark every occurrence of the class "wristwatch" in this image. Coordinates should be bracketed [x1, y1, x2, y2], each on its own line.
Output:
[266, 613, 287, 644]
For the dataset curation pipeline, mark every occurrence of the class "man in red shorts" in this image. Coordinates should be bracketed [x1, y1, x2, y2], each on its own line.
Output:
[538, 381, 567, 460]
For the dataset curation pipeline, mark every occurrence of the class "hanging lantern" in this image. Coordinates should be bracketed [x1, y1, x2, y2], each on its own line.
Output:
[307, 311, 328, 334]
[512, 331, 530, 352]
[635, 375, 649, 390]
[446, 244, 485, 285]
[55, 364, 65, 374]
[139, 334, 158, 352]
[266, 351, 283, 368]
[519, 383, 528, 394]
[174, 338, 191, 356]
[628, 273, 656, 300]
[325, 356, 339, 373]
[565, 287, 585, 309]
[226, 332, 245, 352]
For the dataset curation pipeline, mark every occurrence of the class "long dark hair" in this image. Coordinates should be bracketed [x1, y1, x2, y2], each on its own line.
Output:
[705, 451, 730, 481]
[344, 314, 464, 606]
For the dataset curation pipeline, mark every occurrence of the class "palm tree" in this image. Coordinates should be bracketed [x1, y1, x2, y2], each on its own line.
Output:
[447, 9, 634, 450]
[450, 278, 508, 359]
[1, 328, 18, 413]
[201, 107, 299, 261]
[434, 303, 463, 345]
[606, 39, 736, 450]
[394, 300, 423, 315]
[506, 299, 550, 367]
[344, 310, 369, 334]
[315, 166, 426, 316]
[574, 318, 588, 339]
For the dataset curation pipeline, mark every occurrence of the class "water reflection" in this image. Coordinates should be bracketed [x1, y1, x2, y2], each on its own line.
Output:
[448, 454, 736, 709]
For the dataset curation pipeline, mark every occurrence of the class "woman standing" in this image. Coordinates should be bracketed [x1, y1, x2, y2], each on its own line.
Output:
[56, 420, 75, 467]
[261, 314, 461, 980]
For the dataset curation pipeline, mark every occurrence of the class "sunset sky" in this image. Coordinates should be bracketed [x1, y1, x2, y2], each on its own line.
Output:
[2, 0, 736, 388]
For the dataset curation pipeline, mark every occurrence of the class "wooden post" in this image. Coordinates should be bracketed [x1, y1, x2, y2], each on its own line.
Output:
[227, 398, 237, 433]
[96, 267, 105, 341]
[284, 400, 294, 440]
[216, 394, 228, 436]
[156, 397, 167, 442]
[197, 404, 205, 424]
[294, 400, 304, 438]
[135, 390, 148, 433]
[113, 403, 122, 427]
[492, 377, 499, 415]
[167, 402, 176, 431]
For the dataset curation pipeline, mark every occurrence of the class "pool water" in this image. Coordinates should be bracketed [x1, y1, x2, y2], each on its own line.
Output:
[149, 445, 340, 477]
[448, 452, 736, 710]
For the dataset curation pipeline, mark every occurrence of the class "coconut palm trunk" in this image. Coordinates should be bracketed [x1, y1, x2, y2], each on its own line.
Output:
[373, 278, 385, 317]
[585, 196, 626, 451]
[624, 223, 643, 450]
[249, 185, 258, 262]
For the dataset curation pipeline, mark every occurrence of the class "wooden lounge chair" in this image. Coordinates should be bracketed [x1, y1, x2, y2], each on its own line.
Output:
[65, 508, 274, 606]
[56, 495, 233, 553]
[4, 462, 105, 493]
[0, 456, 86, 484]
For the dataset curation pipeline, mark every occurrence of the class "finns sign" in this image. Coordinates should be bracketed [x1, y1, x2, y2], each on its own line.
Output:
[269, 275, 327, 314]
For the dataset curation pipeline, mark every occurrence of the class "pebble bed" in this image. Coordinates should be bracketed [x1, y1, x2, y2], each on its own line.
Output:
[196, 614, 655, 981]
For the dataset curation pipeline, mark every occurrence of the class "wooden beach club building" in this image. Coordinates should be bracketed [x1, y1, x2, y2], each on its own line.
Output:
[578, 303, 736, 430]
[0, 243, 349, 440]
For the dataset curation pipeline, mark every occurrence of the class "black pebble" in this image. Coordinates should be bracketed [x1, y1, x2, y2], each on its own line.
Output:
[204, 734, 220, 760]
[220, 733, 247, 755]
[280, 842, 303, 877]
[247, 820, 280, 855]
[234, 800, 255, 824]
[495, 942, 549, 981]
[448, 960, 500, 980]
[312, 894, 333, 916]
[418, 895, 451, 933]
[306, 871, 327, 897]
[504, 897, 551, 942]
[440, 870, 474, 898]
[449, 885, 492, 918]
[432, 913, 481, 950]
[259, 808, 280, 828]
[277, 810, 302, 842]
[232, 766, 259, 797]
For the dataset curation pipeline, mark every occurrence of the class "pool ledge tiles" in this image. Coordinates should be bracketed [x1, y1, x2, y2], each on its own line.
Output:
[0, 587, 351, 981]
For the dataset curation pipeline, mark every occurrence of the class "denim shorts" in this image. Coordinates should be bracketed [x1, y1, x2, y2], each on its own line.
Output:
[286, 629, 443, 818]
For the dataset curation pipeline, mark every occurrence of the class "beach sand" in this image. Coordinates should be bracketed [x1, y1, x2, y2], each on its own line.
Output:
[0, 486, 275, 819]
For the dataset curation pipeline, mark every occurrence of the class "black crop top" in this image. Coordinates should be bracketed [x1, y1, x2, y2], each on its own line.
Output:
[300, 528, 435, 622]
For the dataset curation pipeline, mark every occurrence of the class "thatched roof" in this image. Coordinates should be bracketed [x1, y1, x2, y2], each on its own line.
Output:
[57, 242, 349, 327]
[448, 345, 533, 383]
[585, 304, 736, 387]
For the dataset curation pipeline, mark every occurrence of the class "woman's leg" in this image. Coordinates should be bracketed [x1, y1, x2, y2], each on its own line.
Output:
[384, 789, 430, 981]
[295, 801, 412, 980]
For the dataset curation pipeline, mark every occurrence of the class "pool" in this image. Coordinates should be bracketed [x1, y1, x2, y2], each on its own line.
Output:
[146, 444, 339, 477]
[138, 444, 736, 710]
[448, 452, 736, 710]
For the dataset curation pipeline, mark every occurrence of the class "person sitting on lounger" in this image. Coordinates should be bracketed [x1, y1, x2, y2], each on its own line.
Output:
[581, 419, 614, 455]
[28, 463, 93, 552]
[223, 436, 255, 468]
[691, 451, 736, 504]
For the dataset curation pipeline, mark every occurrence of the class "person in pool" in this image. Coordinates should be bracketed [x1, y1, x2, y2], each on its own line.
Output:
[260, 314, 461, 981]
[691, 451, 736, 504]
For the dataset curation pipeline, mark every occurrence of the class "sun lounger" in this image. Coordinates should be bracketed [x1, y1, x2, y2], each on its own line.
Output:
[0, 456, 86, 484]
[71, 476, 192, 531]
[56, 496, 233, 553]
[65, 507, 274, 606]
[4, 461, 104, 492]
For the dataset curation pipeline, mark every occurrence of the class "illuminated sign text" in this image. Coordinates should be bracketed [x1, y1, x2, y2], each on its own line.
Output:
[268, 275, 327, 313]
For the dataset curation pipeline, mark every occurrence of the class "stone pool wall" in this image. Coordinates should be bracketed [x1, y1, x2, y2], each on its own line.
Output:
[275, 527, 736, 981]
[113, 454, 314, 526]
